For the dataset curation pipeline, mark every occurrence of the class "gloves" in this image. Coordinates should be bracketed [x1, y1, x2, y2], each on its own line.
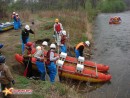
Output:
[12, 80, 15, 85]
[56, 56, 59, 60]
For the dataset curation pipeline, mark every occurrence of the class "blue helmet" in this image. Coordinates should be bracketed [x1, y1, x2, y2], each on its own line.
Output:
[0, 44, 3, 49]
[0, 55, 5, 64]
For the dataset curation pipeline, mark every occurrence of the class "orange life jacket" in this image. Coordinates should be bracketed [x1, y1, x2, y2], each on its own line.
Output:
[76, 42, 85, 50]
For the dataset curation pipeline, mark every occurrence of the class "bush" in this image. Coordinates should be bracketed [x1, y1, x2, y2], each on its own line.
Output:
[98, 0, 126, 13]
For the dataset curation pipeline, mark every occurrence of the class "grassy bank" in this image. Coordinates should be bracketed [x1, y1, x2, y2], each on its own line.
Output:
[0, 10, 89, 98]
[97, 0, 126, 13]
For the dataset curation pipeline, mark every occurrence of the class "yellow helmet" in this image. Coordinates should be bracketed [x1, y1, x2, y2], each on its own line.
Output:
[55, 18, 59, 22]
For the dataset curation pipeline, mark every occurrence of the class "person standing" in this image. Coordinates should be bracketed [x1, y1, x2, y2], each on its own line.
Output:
[11, 12, 18, 30]
[53, 18, 63, 45]
[60, 30, 67, 53]
[0, 55, 15, 98]
[75, 41, 90, 58]
[16, 13, 21, 29]
[21, 25, 35, 55]
[34, 41, 48, 81]
[45, 44, 59, 83]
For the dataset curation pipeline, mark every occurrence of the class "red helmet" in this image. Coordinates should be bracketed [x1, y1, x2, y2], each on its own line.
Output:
[26, 42, 33, 47]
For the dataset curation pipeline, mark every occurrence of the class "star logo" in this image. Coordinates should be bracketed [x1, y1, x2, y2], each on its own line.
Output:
[2, 88, 14, 96]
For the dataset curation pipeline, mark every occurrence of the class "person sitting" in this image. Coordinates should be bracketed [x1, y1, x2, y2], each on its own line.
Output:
[75, 41, 90, 58]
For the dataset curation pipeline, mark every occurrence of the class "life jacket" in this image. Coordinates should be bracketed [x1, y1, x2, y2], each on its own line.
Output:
[76, 42, 85, 50]
[27, 48, 36, 55]
[45, 50, 55, 65]
[61, 35, 66, 44]
[55, 23, 61, 33]
[45, 50, 51, 65]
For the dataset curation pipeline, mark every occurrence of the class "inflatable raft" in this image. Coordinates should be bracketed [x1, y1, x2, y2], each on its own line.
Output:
[15, 48, 109, 73]
[109, 16, 121, 24]
[15, 53, 111, 83]
[19, 42, 109, 72]
[0, 22, 14, 32]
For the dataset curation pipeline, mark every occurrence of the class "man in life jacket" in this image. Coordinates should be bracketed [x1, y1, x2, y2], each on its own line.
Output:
[53, 18, 63, 46]
[45, 43, 59, 83]
[0, 55, 15, 98]
[21, 25, 35, 55]
[34, 41, 48, 81]
[75, 41, 90, 58]
[60, 30, 67, 53]
[11, 12, 18, 30]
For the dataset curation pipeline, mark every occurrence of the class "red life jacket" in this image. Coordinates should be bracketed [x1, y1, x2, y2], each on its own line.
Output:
[61, 35, 66, 44]
[55, 23, 61, 32]
[45, 50, 51, 65]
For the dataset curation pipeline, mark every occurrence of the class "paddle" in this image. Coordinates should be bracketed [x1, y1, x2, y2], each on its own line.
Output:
[55, 36, 60, 82]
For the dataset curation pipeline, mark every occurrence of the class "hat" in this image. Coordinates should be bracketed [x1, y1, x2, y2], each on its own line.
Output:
[25, 25, 30, 30]
[42, 41, 48, 46]
[55, 18, 59, 23]
[50, 44, 56, 49]
[85, 41, 90, 46]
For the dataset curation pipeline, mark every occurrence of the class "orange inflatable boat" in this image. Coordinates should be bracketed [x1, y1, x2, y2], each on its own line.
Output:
[15, 53, 111, 83]
[109, 16, 121, 24]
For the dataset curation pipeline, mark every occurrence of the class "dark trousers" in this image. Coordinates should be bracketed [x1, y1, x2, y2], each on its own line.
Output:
[23, 57, 33, 78]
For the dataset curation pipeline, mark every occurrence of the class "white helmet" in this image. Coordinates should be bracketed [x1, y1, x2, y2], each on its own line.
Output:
[85, 41, 90, 46]
[62, 30, 66, 35]
[36, 46, 41, 51]
[50, 44, 56, 49]
[25, 25, 30, 30]
[42, 41, 48, 46]
[16, 13, 18, 16]
[13, 12, 16, 14]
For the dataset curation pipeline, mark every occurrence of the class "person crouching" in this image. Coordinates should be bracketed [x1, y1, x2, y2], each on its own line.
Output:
[34, 41, 48, 81]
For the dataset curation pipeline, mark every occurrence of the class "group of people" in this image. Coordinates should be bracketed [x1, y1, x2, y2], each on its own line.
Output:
[20, 18, 90, 83]
[0, 18, 91, 97]
[109, 16, 122, 24]
[11, 12, 21, 30]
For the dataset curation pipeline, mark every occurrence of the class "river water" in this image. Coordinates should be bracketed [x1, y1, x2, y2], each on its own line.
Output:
[87, 11, 130, 98]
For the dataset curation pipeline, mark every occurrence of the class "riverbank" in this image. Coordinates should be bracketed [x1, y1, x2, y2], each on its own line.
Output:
[0, 10, 91, 98]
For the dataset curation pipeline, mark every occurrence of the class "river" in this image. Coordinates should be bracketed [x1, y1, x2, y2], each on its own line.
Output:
[87, 11, 130, 98]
